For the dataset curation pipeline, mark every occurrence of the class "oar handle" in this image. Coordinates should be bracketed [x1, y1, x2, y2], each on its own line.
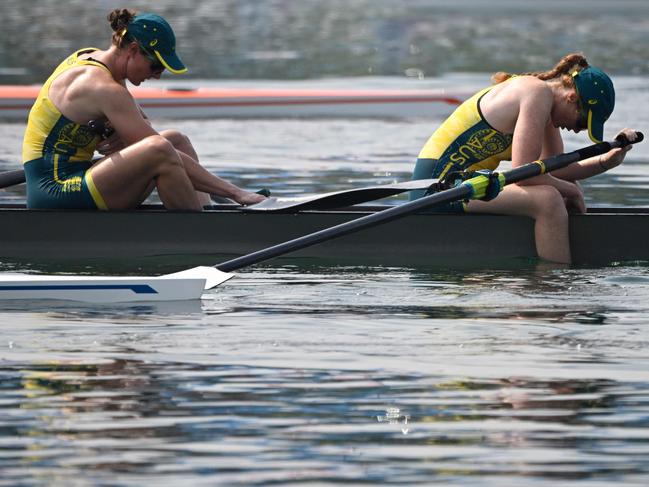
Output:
[577, 131, 643, 160]
[0, 169, 26, 189]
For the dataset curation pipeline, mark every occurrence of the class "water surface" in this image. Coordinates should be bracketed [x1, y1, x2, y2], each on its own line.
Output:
[2, 264, 649, 485]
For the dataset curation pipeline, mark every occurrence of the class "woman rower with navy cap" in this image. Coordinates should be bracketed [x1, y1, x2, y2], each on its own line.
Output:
[22, 9, 266, 211]
[410, 53, 639, 263]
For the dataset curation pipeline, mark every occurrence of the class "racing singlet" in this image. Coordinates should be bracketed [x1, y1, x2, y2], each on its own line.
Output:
[21, 48, 108, 209]
[410, 85, 514, 204]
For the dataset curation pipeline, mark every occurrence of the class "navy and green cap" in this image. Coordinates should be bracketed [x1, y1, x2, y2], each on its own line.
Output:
[572, 66, 614, 143]
[126, 13, 187, 74]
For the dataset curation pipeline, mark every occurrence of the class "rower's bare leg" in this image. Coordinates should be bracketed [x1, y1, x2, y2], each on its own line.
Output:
[466, 184, 571, 264]
[160, 129, 264, 206]
[161, 129, 211, 206]
[89, 135, 202, 211]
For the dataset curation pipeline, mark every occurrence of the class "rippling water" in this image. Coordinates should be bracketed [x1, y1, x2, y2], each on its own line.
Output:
[2, 9, 649, 480]
[3, 265, 649, 485]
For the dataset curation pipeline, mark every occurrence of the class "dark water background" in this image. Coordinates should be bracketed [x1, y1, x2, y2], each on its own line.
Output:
[2, 1, 649, 486]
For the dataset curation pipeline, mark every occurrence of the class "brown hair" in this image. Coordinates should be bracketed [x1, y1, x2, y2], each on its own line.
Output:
[108, 8, 137, 47]
[492, 53, 590, 86]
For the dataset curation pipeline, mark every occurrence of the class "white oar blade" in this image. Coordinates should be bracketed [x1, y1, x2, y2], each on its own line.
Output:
[0, 266, 233, 303]
[162, 266, 233, 290]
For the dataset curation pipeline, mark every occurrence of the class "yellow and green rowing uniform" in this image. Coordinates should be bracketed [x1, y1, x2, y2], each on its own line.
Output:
[22, 48, 108, 209]
[411, 84, 513, 210]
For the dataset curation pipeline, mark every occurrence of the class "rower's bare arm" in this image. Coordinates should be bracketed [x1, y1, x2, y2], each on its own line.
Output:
[97, 83, 157, 145]
[553, 128, 639, 181]
[505, 84, 584, 210]
[510, 81, 552, 169]
[540, 122, 564, 159]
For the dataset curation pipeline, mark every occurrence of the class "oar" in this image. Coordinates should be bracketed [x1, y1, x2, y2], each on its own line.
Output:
[0, 169, 26, 189]
[215, 133, 643, 273]
[243, 178, 439, 212]
[0, 133, 642, 303]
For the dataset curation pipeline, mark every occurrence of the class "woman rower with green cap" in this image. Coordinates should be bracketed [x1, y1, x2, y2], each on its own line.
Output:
[410, 53, 639, 264]
[22, 9, 265, 211]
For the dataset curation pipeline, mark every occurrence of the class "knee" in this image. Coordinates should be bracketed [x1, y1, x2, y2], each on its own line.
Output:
[160, 129, 190, 149]
[531, 186, 567, 220]
[143, 135, 181, 165]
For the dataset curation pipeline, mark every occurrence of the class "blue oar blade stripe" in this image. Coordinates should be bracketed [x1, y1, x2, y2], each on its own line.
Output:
[0, 284, 158, 294]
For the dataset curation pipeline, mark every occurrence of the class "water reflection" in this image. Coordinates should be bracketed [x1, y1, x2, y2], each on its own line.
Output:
[3, 358, 648, 483]
[0, 299, 203, 316]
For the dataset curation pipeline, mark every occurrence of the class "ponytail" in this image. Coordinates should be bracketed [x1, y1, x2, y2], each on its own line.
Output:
[492, 53, 590, 86]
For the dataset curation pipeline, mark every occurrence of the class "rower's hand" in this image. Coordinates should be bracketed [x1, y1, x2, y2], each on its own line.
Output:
[600, 128, 638, 171]
[97, 131, 126, 156]
[234, 190, 267, 206]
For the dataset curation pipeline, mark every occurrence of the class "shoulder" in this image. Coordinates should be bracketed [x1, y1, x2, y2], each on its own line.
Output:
[54, 62, 115, 94]
[507, 76, 553, 103]
[490, 77, 553, 122]
[484, 76, 552, 107]
[55, 65, 135, 120]
[481, 76, 553, 123]
[74, 67, 132, 103]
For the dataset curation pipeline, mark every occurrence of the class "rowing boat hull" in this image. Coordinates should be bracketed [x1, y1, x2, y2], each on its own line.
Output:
[0, 205, 646, 266]
[0, 85, 468, 120]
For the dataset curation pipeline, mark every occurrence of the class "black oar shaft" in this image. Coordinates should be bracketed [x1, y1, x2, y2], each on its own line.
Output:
[0, 169, 26, 189]
[218, 183, 472, 272]
[503, 140, 618, 185]
[216, 134, 642, 273]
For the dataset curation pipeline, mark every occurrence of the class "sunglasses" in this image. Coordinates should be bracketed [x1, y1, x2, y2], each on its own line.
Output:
[574, 88, 589, 131]
[576, 103, 589, 131]
[137, 43, 165, 73]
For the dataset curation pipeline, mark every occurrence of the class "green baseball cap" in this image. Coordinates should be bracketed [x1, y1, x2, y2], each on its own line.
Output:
[572, 66, 615, 143]
[127, 13, 187, 74]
